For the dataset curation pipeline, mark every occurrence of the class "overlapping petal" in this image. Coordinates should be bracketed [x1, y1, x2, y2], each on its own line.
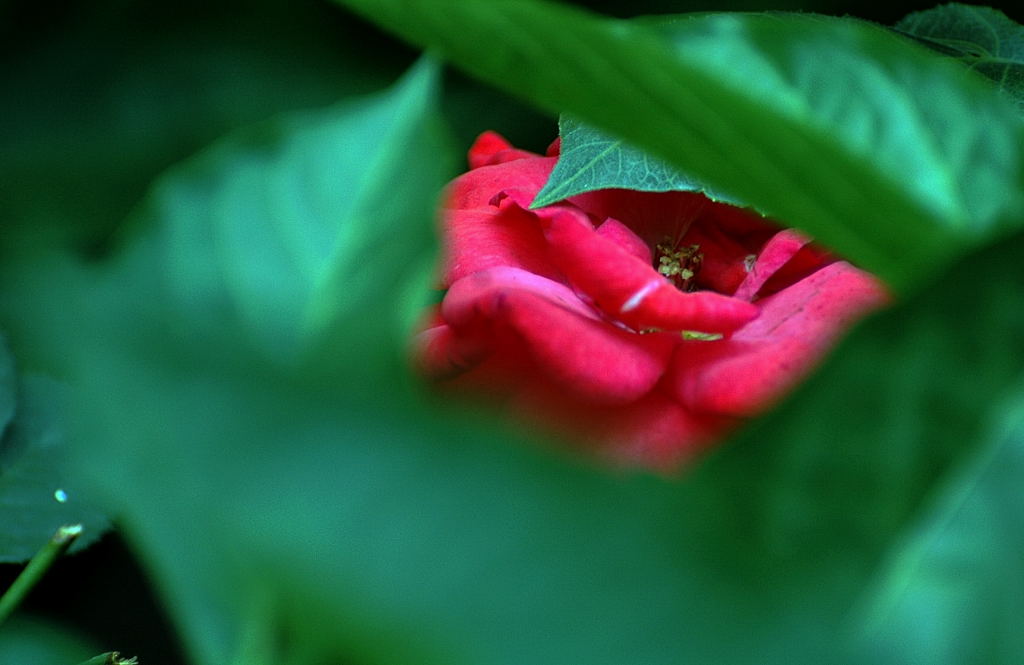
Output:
[438, 267, 675, 404]
[668, 262, 887, 415]
[441, 204, 561, 286]
[542, 210, 759, 333]
[418, 131, 887, 468]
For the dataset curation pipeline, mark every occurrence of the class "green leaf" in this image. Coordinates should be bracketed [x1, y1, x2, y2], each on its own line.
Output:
[0, 0, 403, 253]
[851, 380, 1024, 665]
[59, 226, 1024, 665]
[895, 4, 1024, 110]
[532, 114, 745, 208]
[135, 56, 452, 364]
[335, 0, 1024, 291]
[0, 59, 456, 661]
[0, 375, 108, 563]
[0, 336, 15, 441]
[0, 618, 98, 665]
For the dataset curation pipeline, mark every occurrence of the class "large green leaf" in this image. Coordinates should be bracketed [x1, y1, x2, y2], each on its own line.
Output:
[336, 0, 1024, 291]
[135, 57, 451, 364]
[0, 336, 15, 441]
[533, 114, 744, 208]
[0, 375, 108, 562]
[0, 618, 99, 665]
[0, 0, 404, 254]
[57, 229, 1024, 665]
[895, 4, 1024, 110]
[3, 5, 1022, 663]
[0, 58, 455, 661]
[851, 381, 1024, 665]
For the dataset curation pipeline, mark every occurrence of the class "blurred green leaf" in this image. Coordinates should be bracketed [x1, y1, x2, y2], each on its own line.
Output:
[3, 4, 1022, 664]
[533, 114, 744, 207]
[136, 56, 451, 363]
[895, 4, 1024, 110]
[0, 337, 15, 441]
[336, 0, 1024, 291]
[56, 226, 1024, 665]
[0, 617, 98, 665]
[851, 380, 1024, 665]
[0, 375, 108, 562]
[0, 0, 407, 254]
[0, 58, 455, 661]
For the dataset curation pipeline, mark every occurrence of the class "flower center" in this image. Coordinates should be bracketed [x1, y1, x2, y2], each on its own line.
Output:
[656, 241, 703, 292]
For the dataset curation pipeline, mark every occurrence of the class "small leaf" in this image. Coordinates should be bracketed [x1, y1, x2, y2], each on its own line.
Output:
[0, 375, 108, 563]
[895, 4, 1024, 110]
[532, 115, 745, 208]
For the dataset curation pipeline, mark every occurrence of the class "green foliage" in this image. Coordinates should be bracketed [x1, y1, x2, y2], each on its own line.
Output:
[0, 0, 403, 254]
[55, 227, 1024, 665]
[895, 4, 1024, 110]
[337, 0, 1024, 292]
[135, 57, 451, 365]
[0, 618, 98, 665]
[852, 383, 1024, 665]
[3, 2, 1024, 664]
[533, 114, 743, 208]
[0, 373, 107, 563]
[0, 338, 14, 441]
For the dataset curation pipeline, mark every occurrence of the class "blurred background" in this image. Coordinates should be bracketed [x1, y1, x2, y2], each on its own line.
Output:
[1, 0, 1016, 662]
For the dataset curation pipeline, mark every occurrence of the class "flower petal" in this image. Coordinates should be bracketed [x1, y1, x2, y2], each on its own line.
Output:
[446, 156, 557, 212]
[543, 211, 759, 333]
[732, 229, 811, 301]
[596, 217, 652, 265]
[507, 383, 732, 469]
[441, 204, 562, 287]
[441, 267, 674, 404]
[468, 131, 541, 169]
[568, 189, 710, 248]
[668, 262, 887, 415]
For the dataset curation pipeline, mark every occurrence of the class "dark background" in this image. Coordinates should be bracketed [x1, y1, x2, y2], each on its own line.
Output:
[1, 0, 1014, 662]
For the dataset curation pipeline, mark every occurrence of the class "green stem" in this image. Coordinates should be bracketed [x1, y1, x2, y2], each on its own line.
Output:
[76, 653, 139, 665]
[0, 524, 82, 626]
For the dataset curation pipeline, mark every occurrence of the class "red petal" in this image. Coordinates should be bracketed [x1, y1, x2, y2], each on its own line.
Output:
[413, 323, 489, 380]
[596, 217, 652, 265]
[593, 392, 733, 469]
[441, 267, 674, 404]
[543, 211, 759, 333]
[569, 189, 710, 248]
[468, 131, 539, 169]
[507, 382, 732, 469]
[446, 156, 557, 212]
[441, 204, 562, 287]
[732, 229, 810, 301]
[668, 262, 887, 415]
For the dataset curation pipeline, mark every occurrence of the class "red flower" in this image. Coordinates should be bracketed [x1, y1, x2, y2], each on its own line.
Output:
[415, 132, 887, 468]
